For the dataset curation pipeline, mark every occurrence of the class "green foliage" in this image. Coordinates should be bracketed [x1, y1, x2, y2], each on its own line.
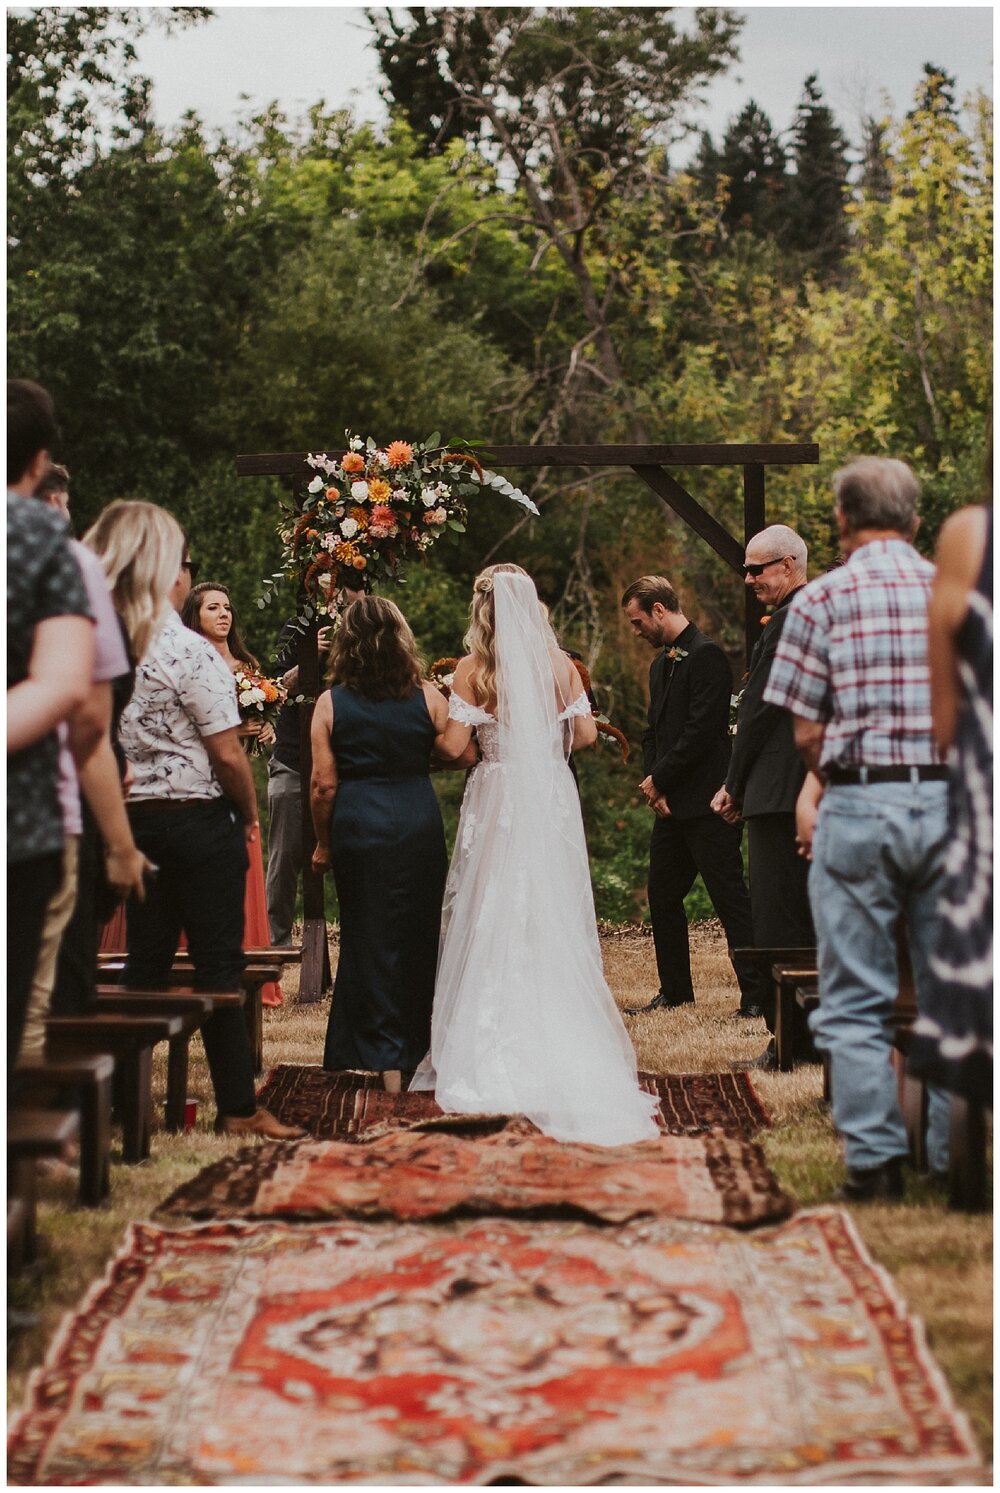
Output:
[6, 12, 992, 917]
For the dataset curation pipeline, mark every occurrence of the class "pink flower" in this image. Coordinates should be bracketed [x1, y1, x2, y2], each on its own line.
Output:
[370, 504, 394, 528]
[424, 506, 448, 526]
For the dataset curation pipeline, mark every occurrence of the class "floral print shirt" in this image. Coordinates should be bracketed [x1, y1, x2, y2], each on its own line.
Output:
[119, 608, 240, 801]
[7, 494, 92, 863]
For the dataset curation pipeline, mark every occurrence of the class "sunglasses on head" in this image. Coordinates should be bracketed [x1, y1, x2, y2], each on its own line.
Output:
[742, 555, 788, 578]
[182, 559, 201, 582]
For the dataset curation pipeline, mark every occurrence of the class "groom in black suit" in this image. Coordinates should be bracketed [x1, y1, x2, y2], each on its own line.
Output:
[621, 576, 762, 1015]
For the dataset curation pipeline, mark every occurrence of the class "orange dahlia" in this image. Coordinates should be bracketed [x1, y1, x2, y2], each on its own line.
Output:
[350, 505, 370, 530]
[334, 540, 359, 564]
[386, 441, 413, 468]
[367, 477, 391, 504]
[341, 451, 365, 474]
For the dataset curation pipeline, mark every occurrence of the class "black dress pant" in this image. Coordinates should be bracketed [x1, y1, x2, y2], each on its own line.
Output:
[124, 799, 255, 1119]
[746, 811, 815, 1038]
[51, 803, 102, 1016]
[648, 812, 761, 1007]
[8, 850, 62, 1077]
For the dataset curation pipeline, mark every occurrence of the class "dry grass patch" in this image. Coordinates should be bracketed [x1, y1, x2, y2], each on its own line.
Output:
[8, 922, 992, 1464]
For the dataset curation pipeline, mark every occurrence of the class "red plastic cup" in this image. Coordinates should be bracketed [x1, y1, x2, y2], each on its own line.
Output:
[183, 1097, 198, 1132]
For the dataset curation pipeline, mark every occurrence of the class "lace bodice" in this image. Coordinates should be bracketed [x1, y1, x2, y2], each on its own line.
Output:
[448, 689, 590, 764]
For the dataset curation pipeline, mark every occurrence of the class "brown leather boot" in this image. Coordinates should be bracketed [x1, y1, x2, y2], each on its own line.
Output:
[220, 1109, 307, 1141]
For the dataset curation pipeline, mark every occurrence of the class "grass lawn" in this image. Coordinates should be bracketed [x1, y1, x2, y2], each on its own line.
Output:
[8, 920, 993, 1466]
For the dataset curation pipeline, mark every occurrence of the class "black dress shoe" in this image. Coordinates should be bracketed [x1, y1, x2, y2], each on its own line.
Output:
[623, 991, 695, 1016]
[834, 1155, 906, 1203]
[737, 1003, 765, 1019]
[730, 1039, 777, 1073]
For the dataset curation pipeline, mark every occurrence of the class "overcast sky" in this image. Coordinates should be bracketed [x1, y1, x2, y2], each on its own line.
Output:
[134, 4, 993, 156]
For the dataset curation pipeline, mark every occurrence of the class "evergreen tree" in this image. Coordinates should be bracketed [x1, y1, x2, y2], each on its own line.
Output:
[860, 114, 892, 203]
[713, 100, 788, 237]
[783, 73, 851, 277]
[908, 62, 960, 123]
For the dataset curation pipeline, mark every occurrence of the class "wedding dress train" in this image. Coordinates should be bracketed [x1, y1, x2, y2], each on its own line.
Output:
[410, 573, 659, 1147]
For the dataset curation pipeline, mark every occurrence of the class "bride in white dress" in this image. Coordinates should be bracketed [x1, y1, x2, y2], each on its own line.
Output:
[410, 565, 660, 1146]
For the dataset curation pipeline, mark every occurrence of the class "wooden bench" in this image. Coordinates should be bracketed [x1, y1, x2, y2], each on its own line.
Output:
[95, 987, 245, 1131]
[770, 964, 820, 1072]
[97, 961, 278, 1074]
[45, 1012, 183, 1163]
[8, 1108, 81, 1269]
[14, 1053, 114, 1206]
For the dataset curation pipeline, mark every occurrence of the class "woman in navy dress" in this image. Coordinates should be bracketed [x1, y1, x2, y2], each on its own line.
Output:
[310, 595, 474, 1090]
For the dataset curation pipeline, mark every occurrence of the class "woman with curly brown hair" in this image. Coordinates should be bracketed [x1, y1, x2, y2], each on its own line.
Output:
[310, 594, 474, 1088]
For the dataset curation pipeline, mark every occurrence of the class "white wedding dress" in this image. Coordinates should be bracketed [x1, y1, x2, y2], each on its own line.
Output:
[410, 572, 659, 1146]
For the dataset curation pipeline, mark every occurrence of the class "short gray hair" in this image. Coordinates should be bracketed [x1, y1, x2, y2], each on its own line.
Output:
[747, 523, 807, 573]
[832, 457, 920, 535]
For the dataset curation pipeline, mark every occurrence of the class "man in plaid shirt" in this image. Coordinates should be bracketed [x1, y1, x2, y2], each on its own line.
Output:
[765, 457, 950, 1202]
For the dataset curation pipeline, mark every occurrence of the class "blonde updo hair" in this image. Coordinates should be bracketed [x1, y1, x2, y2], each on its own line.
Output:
[83, 500, 184, 662]
[324, 593, 424, 700]
[464, 563, 530, 713]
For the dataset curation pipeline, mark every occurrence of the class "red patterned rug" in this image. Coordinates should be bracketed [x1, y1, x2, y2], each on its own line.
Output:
[9, 1211, 982, 1485]
[156, 1120, 792, 1227]
[255, 1064, 770, 1139]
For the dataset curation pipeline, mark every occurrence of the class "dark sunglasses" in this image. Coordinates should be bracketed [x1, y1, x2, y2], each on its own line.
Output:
[742, 555, 788, 578]
[182, 559, 201, 582]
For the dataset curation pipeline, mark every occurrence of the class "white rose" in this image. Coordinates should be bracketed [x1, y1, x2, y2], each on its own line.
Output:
[250, 688, 266, 705]
[350, 480, 369, 500]
[421, 485, 438, 507]
[349, 436, 364, 451]
[307, 475, 324, 494]
[238, 690, 255, 708]
[341, 517, 359, 538]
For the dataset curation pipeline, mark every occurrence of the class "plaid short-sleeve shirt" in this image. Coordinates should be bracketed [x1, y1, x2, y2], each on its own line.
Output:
[763, 538, 938, 769]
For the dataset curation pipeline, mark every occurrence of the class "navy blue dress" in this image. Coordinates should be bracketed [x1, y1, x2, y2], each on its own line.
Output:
[322, 685, 447, 1073]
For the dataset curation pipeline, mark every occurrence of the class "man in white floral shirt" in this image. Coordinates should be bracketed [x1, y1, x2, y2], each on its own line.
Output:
[119, 543, 304, 1140]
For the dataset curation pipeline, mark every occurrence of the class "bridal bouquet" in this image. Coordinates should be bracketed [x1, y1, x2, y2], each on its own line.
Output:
[234, 668, 287, 754]
[264, 432, 538, 618]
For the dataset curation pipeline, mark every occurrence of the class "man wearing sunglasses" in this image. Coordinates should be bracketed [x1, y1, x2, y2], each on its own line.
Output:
[711, 526, 815, 1067]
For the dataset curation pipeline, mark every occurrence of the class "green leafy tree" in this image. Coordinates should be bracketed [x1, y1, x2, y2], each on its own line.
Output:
[705, 100, 789, 238]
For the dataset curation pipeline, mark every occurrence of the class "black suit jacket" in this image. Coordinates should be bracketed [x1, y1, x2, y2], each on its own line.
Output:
[642, 622, 733, 821]
[725, 589, 807, 817]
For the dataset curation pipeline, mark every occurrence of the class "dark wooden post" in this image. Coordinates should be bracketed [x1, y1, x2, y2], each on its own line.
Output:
[292, 474, 331, 1004]
[742, 463, 767, 660]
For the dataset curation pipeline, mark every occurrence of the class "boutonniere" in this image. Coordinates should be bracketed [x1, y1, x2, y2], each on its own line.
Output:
[664, 646, 688, 663]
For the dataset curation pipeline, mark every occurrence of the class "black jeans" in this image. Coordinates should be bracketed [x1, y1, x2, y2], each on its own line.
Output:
[125, 799, 255, 1119]
[8, 850, 62, 1077]
[648, 812, 761, 1007]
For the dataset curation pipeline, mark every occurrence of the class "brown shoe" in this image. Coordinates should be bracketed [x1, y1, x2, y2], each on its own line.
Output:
[221, 1108, 306, 1141]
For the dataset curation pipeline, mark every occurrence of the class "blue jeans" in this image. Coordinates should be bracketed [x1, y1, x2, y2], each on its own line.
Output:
[809, 781, 950, 1172]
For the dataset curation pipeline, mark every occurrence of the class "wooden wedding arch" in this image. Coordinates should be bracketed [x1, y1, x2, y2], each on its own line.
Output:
[236, 440, 819, 1001]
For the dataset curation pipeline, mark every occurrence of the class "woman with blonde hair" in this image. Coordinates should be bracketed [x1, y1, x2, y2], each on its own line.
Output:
[311, 594, 474, 1088]
[410, 564, 659, 1144]
[84, 499, 186, 665]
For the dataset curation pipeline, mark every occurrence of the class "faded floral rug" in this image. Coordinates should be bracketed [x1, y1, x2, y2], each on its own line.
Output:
[9, 1211, 982, 1486]
[255, 1063, 770, 1139]
[157, 1119, 792, 1228]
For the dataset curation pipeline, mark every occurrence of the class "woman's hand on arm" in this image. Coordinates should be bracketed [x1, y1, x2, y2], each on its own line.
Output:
[566, 664, 598, 751]
[431, 657, 477, 763]
[309, 691, 337, 872]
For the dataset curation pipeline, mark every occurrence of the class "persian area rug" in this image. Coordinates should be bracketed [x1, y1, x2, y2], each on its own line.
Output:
[9, 1211, 983, 1486]
[156, 1120, 792, 1228]
[254, 1063, 770, 1140]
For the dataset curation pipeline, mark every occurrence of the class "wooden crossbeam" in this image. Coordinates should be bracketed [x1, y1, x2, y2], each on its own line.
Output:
[236, 442, 819, 478]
